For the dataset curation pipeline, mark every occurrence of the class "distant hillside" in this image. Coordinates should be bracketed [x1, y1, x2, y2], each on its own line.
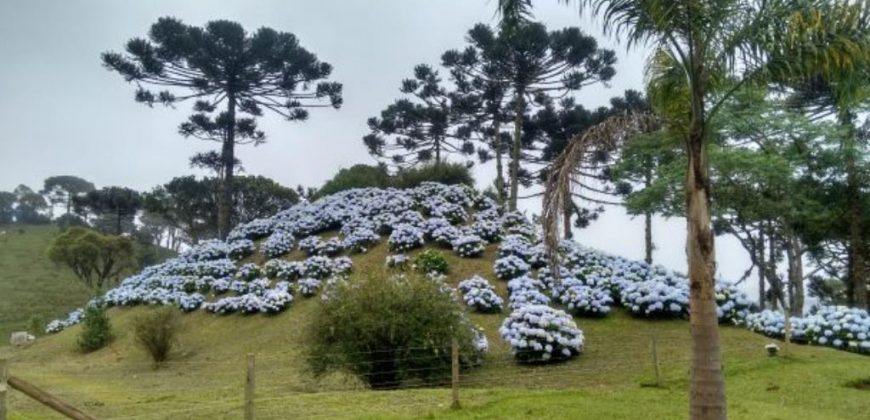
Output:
[0, 224, 92, 340]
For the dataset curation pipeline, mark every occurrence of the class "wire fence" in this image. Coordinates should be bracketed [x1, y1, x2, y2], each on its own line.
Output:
[1, 331, 701, 419]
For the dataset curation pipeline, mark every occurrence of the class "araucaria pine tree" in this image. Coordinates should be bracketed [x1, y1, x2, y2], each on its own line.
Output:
[102, 17, 343, 238]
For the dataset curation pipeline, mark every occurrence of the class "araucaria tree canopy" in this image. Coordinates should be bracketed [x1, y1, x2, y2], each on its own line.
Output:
[102, 17, 343, 238]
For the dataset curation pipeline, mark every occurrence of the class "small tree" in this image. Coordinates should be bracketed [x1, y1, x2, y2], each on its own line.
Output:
[103, 17, 343, 239]
[133, 307, 182, 366]
[306, 272, 481, 389]
[47, 227, 135, 292]
[78, 304, 112, 352]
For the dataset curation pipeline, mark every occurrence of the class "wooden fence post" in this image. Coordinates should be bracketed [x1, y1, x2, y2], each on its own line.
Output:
[245, 353, 255, 420]
[451, 337, 460, 409]
[6, 376, 96, 420]
[1, 358, 7, 420]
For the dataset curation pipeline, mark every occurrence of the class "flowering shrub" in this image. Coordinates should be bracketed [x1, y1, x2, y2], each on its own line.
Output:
[452, 234, 486, 258]
[458, 276, 503, 313]
[493, 255, 531, 280]
[317, 237, 344, 256]
[185, 240, 229, 261]
[715, 281, 752, 324]
[331, 256, 353, 276]
[557, 284, 613, 317]
[425, 199, 467, 224]
[386, 254, 409, 270]
[499, 305, 584, 363]
[236, 263, 262, 281]
[304, 256, 334, 279]
[228, 239, 255, 260]
[298, 236, 322, 256]
[497, 235, 534, 261]
[619, 279, 689, 318]
[342, 228, 379, 253]
[46, 309, 84, 333]
[297, 278, 322, 297]
[179, 293, 205, 312]
[508, 288, 551, 309]
[227, 218, 274, 241]
[260, 231, 294, 258]
[745, 306, 870, 354]
[472, 220, 502, 243]
[388, 224, 425, 252]
[414, 249, 449, 275]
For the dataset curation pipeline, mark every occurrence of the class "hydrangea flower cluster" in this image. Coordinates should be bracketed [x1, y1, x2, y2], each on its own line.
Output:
[228, 239, 256, 259]
[227, 218, 274, 241]
[619, 278, 689, 318]
[297, 278, 322, 297]
[298, 235, 322, 255]
[457, 276, 503, 313]
[745, 306, 870, 354]
[260, 231, 294, 258]
[472, 220, 503, 243]
[385, 254, 409, 270]
[303, 256, 334, 279]
[499, 305, 585, 363]
[342, 228, 379, 253]
[557, 284, 613, 317]
[452, 234, 486, 258]
[388, 224, 425, 252]
[263, 259, 304, 280]
[236, 263, 262, 281]
[493, 255, 531, 280]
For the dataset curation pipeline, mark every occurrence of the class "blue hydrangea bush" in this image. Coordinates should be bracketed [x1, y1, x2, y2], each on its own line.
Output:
[457, 275, 503, 313]
[499, 305, 584, 363]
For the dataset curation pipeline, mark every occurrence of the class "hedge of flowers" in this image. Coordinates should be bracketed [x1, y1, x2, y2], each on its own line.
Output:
[297, 278, 322, 297]
[236, 263, 262, 281]
[499, 305, 584, 363]
[745, 306, 870, 354]
[457, 276, 503, 313]
[228, 239, 255, 259]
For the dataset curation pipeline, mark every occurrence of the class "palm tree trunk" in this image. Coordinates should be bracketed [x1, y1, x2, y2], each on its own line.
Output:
[509, 91, 524, 211]
[685, 55, 726, 417]
[218, 91, 237, 240]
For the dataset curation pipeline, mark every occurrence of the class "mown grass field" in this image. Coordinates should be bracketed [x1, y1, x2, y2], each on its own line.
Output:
[1, 232, 868, 419]
[0, 224, 93, 340]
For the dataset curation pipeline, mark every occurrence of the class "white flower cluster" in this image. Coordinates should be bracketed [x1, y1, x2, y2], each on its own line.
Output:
[263, 259, 305, 280]
[452, 234, 486, 258]
[493, 255, 531, 280]
[228, 239, 255, 259]
[260, 231, 294, 258]
[46, 309, 84, 333]
[457, 275, 503, 313]
[236, 263, 262, 281]
[297, 278, 323, 297]
[388, 224, 425, 252]
[745, 306, 870, 354]
[499, 305, 584, 363]
[385, 254, 409, 270]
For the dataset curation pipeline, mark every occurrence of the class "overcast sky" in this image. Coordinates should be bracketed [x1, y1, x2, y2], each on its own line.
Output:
[0, 0, 758, 297]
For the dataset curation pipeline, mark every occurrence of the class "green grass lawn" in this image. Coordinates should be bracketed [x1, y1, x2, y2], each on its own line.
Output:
[1, 232, 868, 419]
[0, 224, 93, 340]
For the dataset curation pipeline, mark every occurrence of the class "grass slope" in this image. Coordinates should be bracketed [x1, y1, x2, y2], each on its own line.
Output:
[0, 224, 92, 340]
[2, 237, 868, 419]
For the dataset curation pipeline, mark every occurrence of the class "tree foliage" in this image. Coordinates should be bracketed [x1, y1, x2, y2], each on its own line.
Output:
[48, 227, 135, 292]
[102, 16, 342, 238]
[74, 187, 142, 235]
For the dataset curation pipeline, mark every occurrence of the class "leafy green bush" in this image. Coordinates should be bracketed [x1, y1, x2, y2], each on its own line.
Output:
[414, 249, 449, 275]
[306, 272, 482, 389]
[392, 162, 474, 189]
[77, 305, 112, 352]
[133, 307, 182, 365]
[315, 164, 391, 198]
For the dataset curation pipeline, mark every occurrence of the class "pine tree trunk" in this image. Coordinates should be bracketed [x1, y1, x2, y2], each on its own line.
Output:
[435, 137, 442, 165]
[493, 117, 505, 205]
[508, 91, 524, 211]
[784, 227, 804, 316]
[218, 92, 237, 240]
[563, 196, 573, 240]
[644, 157, 653, 265]
[685, 47, 726, 418]
[757, 230, 766, 310]
[841, 112, 867, 309]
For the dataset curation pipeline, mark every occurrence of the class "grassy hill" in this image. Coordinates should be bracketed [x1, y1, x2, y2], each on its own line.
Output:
[0, 224, 93, 340]
[2, 236, 868, 419]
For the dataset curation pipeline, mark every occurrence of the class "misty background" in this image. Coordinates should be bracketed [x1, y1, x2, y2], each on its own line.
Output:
[0, 0, 755, 296]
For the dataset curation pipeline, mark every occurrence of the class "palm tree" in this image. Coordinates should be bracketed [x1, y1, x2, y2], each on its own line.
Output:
[498, 0, 870, 418]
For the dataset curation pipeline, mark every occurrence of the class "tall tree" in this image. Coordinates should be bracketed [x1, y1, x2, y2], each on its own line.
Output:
[41, 176, 96, 217]
[364, 64, 476, 167]
[535, 0, 870, 417]
[13, 184, 49, 224]
[103, 17, 342, 238]
[74, 187, 142, 235]
[0, 191, 15, 224]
